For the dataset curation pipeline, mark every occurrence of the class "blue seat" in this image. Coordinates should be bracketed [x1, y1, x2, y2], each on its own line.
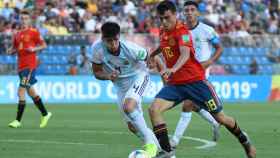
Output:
[5, 56, 16, 64]
[255, 48, 268, 56]
[240, 65, 249, 74]
[0, 55, 5, 63]
[243, 56, 251, 64]
[238, 47, 247, 56]
[246, 47, 254, 56]
[218, 56, 226, 64]
[60, 55, 68, 64]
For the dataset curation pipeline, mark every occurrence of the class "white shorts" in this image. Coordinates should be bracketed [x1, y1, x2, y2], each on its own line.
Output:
[116, 72, 150, 123]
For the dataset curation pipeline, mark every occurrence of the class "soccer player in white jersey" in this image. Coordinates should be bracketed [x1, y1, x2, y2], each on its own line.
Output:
[168, 1, 223, 147]
[91, 22, 158, 157]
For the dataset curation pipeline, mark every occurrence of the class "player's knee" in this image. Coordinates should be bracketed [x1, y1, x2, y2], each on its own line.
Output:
[18, 87, 26, 99]
[123, 98, 137, 113]
[27, 88, 37, 98]
[148, 104, 161, 117]
[182, 100, 193, 112]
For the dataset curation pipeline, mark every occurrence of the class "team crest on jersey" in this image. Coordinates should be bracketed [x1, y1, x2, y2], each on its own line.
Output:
[182, 34, 190, 43]
[168, 38, 176, 46]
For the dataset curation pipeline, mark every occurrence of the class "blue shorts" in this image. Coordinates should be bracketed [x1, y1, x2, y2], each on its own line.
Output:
[155, 80, 223, 114]
[18, 69, 37, 88]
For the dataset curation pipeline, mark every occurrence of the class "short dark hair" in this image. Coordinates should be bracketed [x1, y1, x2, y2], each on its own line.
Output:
[156, 1, 177, 15]
[20, 10, 30, 15]
[184, 1, 199, 9]
[101, 22, 120, 38]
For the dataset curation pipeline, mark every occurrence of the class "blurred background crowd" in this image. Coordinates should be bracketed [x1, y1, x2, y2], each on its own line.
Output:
[0, 0, 279, 36]
[0, 0, 279, 76]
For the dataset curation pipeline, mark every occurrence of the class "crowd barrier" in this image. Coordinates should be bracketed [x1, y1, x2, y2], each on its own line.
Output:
[0, 75, 279, 104]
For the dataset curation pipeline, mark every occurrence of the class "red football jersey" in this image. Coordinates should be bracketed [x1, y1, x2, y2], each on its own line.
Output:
[13, 27, 44, 71]
[159, 21, 205, 84]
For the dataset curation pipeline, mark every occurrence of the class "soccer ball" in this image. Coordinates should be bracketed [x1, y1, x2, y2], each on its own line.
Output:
[128, 150, 150, 158]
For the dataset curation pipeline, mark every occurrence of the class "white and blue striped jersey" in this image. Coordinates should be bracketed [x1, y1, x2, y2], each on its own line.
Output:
[191, 22, 220, 62]
[91, 40, 148, 91]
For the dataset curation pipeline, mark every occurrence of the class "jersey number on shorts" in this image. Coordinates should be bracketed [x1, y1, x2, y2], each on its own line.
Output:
[133, 85, 140, 93]
[21, 77, 28, 85]
[205, 99, 217, 111]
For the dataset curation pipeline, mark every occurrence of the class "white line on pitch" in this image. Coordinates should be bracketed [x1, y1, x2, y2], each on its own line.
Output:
[0, 139, 106, 146]
[80, 130, 217, 149]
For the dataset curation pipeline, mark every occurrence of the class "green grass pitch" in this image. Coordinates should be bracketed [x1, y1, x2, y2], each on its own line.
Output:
[0, 102, 279, 158]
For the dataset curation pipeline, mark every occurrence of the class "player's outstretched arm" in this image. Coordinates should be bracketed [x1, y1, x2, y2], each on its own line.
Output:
[201, 43, 223, 68]
[170, 46, 190, 73]
[6, 47, 16, 55]
[26, 34, 47, 52]
[92, 63, 118, 81]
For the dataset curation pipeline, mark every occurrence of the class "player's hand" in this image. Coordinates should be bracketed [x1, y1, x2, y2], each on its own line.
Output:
[26, 47, 37, 52]
[201, 59, 213, 68]
[109, 70, 119, 82]
[6, 47, 15, 55]
[160, 68, 175, 82]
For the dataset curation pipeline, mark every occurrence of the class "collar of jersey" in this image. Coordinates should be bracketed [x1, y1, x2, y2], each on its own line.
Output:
[189, 21, 199, 30]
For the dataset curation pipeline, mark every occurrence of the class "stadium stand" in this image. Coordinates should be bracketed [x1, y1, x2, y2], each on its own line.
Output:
[0, 0, 279, 75]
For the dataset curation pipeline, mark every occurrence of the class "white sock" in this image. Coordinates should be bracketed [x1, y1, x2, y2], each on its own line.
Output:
[172, 112, 192, 145]
[127, 110, 155, 145]
[147, 128, 162, 151]
[197, 109, 219, 127]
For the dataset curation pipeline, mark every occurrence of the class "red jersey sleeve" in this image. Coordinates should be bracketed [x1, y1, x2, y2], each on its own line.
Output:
[176, 27, 193, 48]
[33, 29, 44, 45]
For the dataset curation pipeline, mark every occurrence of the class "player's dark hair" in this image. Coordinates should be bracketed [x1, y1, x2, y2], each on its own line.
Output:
[101, 22, 120, 38]
[184, 1, 199, 9]
[156, 1, 177, 15]
[20, 10, 30, 15]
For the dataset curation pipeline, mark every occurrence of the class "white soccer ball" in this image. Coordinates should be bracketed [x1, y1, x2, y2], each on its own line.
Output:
[128, 150, 150, 158]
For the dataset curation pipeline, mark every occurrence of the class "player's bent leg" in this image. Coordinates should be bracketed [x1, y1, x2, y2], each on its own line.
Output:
[123, 98, 158, 157]
[127, 122, 144, 141]
[213, 111, 256, 158]
[28, 87, 52, 128]
[171, 100, 193, 148]
[149, 98, 175, 155]
[9, 87, 26, 128]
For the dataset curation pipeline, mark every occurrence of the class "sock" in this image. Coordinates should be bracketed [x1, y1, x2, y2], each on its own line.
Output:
[32, 96, 48, 116]
[127, 110, 155, 145]
[198, 109, 219, 127]
[147, 128, 162, 151]
[16, 100, 26, 121]
[172, 112, 192, 144]
[133, 125, 161, 151]
[153, 123, 172, 152]
[225, 120, 248, 144]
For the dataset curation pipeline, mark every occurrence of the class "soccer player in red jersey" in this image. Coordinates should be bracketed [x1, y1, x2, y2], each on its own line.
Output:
[148, 1, 256, 158]
[7, 11, 52, 128]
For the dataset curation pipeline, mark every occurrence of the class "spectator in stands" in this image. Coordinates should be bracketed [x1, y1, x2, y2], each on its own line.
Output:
[68, 52, 78, 75]
[77, 46, 91, 75]
[249, 58, 258, 74]
[15, 0, 26, 10]
[267, 50, 280, 63]
[84, 12, 96, 32]
[1, 3, 14, 20]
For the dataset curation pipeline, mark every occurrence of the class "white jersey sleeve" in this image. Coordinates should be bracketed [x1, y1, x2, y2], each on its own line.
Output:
[191, 22, 220, 62]
[122, 41, 148, 61]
